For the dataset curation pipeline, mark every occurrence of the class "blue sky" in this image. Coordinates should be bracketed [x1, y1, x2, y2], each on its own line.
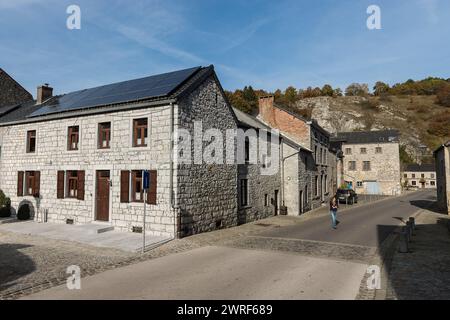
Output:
[1, 0, 449, 97]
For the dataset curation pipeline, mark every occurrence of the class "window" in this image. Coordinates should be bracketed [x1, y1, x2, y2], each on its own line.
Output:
[67, 171, 79, 198]
[431, 181, 436, 186]
[26, 130, 36, 153]
[133, 118, 148, 147]
[360, 148, 367, 154]
[20, 171, 40, 196]
[363, 161, 371, 171]
[412, 181, 417, 186]
[421, 174, 425, 178]
[324, 150, 327, 165]
[239, 179, 249, 207]
[412, 174, 416, 178]
[324, 175, 328, 193]
[404, 174, 407, 178]
[345, 148, 352, 155]
[264, 194, 269, 207]
[245, 138, 250, 164]
[319, 148, 323, 164]
[68, 126, 79, 150]
[375, 147, 382, 154]
[314, 146, 318, 163]
[98, 122, 111, 149]
[315, 176, 319, 196]
[57, 171, 85, 200]
[132, 170, 144, 202]
[357, 181, 363, 187]
[430, 173, 434, 179]
[348, 161, 356, 171]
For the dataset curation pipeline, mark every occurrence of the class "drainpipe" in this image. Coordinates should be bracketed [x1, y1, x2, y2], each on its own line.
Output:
[169, 102, 179, 239]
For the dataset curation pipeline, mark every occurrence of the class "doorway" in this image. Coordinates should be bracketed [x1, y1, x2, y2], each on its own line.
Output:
[299, 190, 303, 214]
[274, 190, 279, 216]
[96, 170, 110, 221]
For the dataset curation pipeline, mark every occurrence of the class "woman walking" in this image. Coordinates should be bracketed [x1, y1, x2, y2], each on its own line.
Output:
[330, 196, 339, 229]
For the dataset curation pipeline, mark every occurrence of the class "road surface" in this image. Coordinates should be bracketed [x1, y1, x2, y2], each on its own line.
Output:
[23, 190, 433, 300]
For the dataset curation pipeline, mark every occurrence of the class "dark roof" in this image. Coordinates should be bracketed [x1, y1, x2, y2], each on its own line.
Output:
[331, 130, 400, 144]
[404, 163, 436, 172]
[0, 66, 214, 125]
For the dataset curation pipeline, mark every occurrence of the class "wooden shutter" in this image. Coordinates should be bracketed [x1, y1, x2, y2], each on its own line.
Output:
[17, 171, 24, 196]
[77, 171, 85, 200]
[57, 171, 65, 199]
[120, 171, 130, 203]
[147, 170, 157, 205]
[34, 171, 40, 196]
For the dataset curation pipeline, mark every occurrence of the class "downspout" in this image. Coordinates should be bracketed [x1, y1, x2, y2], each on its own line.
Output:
[169, 102, 178, 239]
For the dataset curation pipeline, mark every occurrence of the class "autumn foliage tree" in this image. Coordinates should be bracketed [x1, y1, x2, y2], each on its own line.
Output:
[436, 84, 450, 107]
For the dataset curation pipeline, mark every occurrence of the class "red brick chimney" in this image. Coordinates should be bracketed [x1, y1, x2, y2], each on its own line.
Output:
[258, 95, 275, 126]
[37, 84, 53, 104]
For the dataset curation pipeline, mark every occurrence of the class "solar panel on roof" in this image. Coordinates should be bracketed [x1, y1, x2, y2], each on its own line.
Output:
[28, 66, 201, 118]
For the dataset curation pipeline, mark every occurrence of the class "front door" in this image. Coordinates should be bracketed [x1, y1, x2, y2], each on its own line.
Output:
[299, 191, 303, 214]
[274, 190, 279, 216]
[96, 170, 110, 221]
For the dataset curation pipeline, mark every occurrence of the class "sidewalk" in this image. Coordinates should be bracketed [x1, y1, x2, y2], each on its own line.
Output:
[386, 208, 450, 299]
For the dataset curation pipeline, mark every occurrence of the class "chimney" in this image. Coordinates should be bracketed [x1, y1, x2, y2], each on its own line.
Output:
[37, 84, 53, 104]
[258, 95, 275, 126]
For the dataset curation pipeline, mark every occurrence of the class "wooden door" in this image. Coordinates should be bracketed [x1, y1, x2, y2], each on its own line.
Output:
[96, 171, 110, 221]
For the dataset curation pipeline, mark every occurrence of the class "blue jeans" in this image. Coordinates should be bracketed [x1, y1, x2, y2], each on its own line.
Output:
[330, 210, 337, 228]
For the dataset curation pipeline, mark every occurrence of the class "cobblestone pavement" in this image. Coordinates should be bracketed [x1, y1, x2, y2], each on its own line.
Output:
[385, 209, 450, 300]
[0, 194, 403, 300]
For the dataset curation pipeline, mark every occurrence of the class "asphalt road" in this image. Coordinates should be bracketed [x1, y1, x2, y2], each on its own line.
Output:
[22, 190, 434, 300]
[258, 189, 436, 247]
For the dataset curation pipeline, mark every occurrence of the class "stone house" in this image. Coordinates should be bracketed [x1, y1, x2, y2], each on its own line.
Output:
[330, 130, 401, 195]
[0, 66, 242, 238]
[257, 96, 335, 210]
[402, 164, 436, 189]
[434, 141, 450, 214]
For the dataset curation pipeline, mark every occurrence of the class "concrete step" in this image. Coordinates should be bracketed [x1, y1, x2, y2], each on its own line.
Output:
[74, 223, 114, 235]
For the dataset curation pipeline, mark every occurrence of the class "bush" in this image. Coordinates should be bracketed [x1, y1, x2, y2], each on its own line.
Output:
[0, 190, 10, 207]
[436, 84, 450, 107]
[0, 206, 11, 218]
[17, 204, 31, 221]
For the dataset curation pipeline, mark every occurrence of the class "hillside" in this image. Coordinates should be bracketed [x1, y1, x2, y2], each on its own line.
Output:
[287, 95, 449, 163]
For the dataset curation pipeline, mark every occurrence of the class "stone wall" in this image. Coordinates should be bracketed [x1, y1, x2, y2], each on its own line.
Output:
[435, 146, 450, 214]
[342, 142, 401, 195]
[0, 106, 175, 237]
[176, 75, 238, 237]
[0, 69, 33, 106]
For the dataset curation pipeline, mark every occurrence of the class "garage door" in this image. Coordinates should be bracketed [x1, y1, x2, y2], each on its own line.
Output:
[365, 181, 381, 195]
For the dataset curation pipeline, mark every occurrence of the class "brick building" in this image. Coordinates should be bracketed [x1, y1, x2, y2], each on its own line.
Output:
[257, 96, 336, 210]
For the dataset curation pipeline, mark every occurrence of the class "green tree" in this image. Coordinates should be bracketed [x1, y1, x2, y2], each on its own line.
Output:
[321, 84, 334, 97]
[345, 83, 369, 96]
[373, 81, 390, 96]
[284, 86, 298, 104]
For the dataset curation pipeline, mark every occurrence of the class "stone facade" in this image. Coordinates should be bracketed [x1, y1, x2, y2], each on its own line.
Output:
[176, 76, 238, 237]
[258, 96, 335, 211]
[0, 70, 240, 238]
[0, 68, 33, 106]
[434, 143, 450, 214]
[402, 165, 436, 189]
[341, 142, 401, 195]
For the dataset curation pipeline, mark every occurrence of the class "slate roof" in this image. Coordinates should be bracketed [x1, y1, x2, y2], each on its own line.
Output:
[0, 66, 215, 126]
[331, 130, 400, 144]
[404, 163, 436, 172]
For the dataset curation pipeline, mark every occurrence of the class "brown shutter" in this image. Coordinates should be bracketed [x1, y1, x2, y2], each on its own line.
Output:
[147, 170, 157, 205]
[120, 171, 130, 203]
[17, 171, 24, 196]
[57, 171, 65, 199]
[34, 171, 40, 196]
[77, 171, 85, 200]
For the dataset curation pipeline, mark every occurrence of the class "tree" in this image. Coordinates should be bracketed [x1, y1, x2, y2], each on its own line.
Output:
[436, 84, 450, 107]
[333, 88, 343, 97]
[321, 84, 334, 97]
[284, 86, 298, 104]
[373, 81, 390, 96]
[345, 83, 369, 97]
